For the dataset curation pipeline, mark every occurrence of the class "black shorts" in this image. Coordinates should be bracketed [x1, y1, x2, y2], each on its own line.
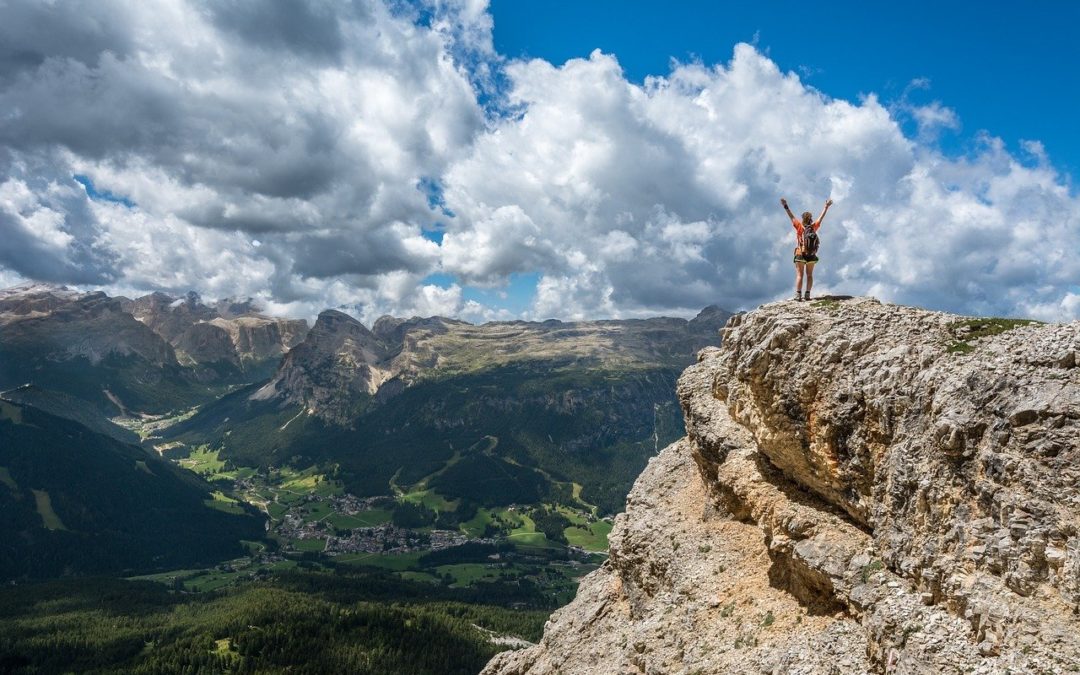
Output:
[794, 254, 819, 264]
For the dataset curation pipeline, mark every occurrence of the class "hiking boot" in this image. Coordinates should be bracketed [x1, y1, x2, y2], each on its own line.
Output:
[803, 292, 811, 301]
[794, 292, 803, 302]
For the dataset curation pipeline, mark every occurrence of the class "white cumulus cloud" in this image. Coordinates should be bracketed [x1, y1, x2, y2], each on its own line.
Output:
[0, 3, 1077, 322]
[441, 44, 1080, 320]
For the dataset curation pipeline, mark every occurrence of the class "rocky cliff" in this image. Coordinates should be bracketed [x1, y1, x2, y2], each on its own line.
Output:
[127, 291, 307, 375]
[0, 285, 178, 367]
[249, 309, 395, 421]
[250, 307, 731, 426]
[0, 284, 198, 414]
[485, 297, 1080, 674]
[0, 284, 308, 413]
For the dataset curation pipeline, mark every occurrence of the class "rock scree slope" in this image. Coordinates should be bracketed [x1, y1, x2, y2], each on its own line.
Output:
[484, 296, 1080, 674]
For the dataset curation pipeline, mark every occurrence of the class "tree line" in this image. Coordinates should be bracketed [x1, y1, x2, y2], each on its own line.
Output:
[0, 572, 549, 674]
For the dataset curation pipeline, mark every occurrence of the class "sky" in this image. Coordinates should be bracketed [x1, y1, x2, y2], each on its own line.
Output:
[1, 0, 1078, 324]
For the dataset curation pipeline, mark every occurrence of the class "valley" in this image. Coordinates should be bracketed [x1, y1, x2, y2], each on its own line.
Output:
[129, 434, 610, 604]
[0, 284, 728, 673]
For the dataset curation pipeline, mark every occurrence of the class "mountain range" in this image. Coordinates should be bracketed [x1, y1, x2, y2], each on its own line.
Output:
[5, 287, 1076, 673]
[0, 284, 307, 416]
[164, 303, 731, 512]
[0, 283, 730, 579]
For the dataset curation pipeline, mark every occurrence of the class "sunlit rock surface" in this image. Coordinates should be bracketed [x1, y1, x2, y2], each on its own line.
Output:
[485, 297, 1080, 674]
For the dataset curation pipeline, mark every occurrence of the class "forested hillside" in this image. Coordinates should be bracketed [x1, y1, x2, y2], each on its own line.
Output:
[0, 573, 548, 674]
[0, 401, 263, 579]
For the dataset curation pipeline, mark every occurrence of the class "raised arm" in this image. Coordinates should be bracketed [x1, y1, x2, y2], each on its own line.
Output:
[780, 198, 796, 224]
[815, 199, 833, 228]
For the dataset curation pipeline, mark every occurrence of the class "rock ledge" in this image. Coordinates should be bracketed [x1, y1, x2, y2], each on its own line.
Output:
[484, 297, 1080, 674]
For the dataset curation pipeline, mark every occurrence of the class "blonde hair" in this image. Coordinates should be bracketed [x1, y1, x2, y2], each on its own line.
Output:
[801, 212, 813, 227]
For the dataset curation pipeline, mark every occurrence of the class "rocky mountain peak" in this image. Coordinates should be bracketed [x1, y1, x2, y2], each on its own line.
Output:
[255, 307, 733, 427]
[250, 309, 393, 422]
[0, 284, 100, 318]
[313, 308, 368, 332]
[308, 308, 384, 352]
[486, 297, 1080, 674]
[128, 290, 307, 374]
[0, 285, 175, 366]
[688, 303, 730, 331]
[371, 314, 455, 345]
[212, 297, 260, 319]
[0, 285, 192, 415]
[130, 290, 217, 342]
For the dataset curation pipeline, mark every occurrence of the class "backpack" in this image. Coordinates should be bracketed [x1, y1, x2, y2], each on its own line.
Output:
[801, 227, 820, 256]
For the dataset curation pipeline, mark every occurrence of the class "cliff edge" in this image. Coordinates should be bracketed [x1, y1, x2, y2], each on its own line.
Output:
[484, 297, 1080, 674]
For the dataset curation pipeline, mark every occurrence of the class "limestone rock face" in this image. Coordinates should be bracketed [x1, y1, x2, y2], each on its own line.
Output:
[172, 321, 241, 369]
[486, 297, 1080, 674]
[127, 291, 218, 345]
[0, 285, 177, 367]
[485, 438, 876, 675]
[128, 291, 307, 372]
[251, 310, 394, 423]
[255, 307, 732, 426]
[213, 315, 308, 365]
[0, 285, 195, 414]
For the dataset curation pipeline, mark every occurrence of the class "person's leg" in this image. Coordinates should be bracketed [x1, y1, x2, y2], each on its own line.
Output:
[805, 263, 815, 298]
[794, 262, 805, 299]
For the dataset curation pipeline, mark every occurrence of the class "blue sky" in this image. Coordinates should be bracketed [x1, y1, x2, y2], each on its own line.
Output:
[434, 0, 1080, 316]
[492, 1, 1080, 178]
[2, 0, 1079, 323]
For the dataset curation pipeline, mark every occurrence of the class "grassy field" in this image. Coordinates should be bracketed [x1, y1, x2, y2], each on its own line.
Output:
[555, 505, 612, 551]
[571, 483, 599, 516]
[210, 464, 259, 483]
[205, 490, 247, 515]
[300, 501, 335, 522]
[129, 559, 302, 592]
[130, 567, 214, 583]
[326, 509, 393, 529]
[564, 520, 612, 551]
[31, 489, 67, 530]
[401, 487, 458, 512]
[507, 531, 550, 546]
[335, 551, 425, 571]
[177, 445, 227, 475]
[460, 508, 495, 537]
[279, 469, 341, 497]
[504, 513, 557, 547]
[399, 570, 441, 584]
[482, 506, 564, 548]
[436, 563, 515, 587]
[557, 505, 588, 526]
[289, 538, 327, 553]
[241, 540, 267, 554]
[186, 570, 246, 592]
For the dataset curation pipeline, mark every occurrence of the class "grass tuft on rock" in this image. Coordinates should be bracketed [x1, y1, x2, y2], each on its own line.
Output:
[946, 317, 1042, 354]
